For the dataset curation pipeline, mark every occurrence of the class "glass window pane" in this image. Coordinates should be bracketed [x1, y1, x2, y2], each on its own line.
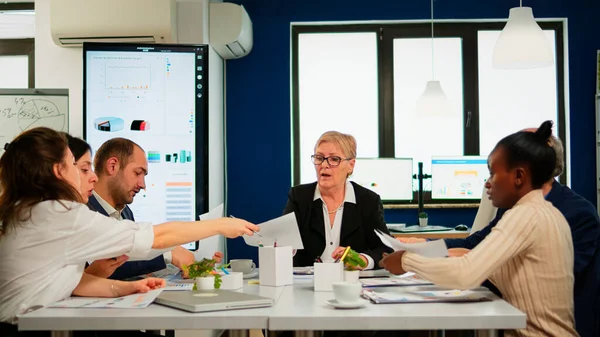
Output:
[393, 37, 464, 189]
[0, 55, 28, 88]
[478, 30, 558, 156]
[297, 32, 379, 184]
[0, 11, 35, 39]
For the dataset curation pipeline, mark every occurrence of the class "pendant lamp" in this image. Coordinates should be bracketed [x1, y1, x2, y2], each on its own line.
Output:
[416, 0, 451, 117]
[492, 2, 553, 69]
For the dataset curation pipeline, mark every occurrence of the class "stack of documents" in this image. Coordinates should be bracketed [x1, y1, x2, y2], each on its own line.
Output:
[362, 289, 490, 304]
[49, 289, 163, 308]
[144, 266, 194, 291]
[360, 272, 433, 288]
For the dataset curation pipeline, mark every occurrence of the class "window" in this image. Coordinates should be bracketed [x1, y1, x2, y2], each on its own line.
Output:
[393, 37, 464, 176]
[292, 22, 566, 203]
[0, 3, 35, 89]
[296, 32, 379, 184]
[477, 30, 560, 156]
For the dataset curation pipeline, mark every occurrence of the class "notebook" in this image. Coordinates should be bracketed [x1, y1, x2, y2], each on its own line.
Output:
[154, 289, 274, 313]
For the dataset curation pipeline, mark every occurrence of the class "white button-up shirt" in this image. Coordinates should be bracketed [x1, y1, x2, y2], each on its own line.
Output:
[0, 201, 155, 324]
[92, 191, 172, 264]
[314, 181, 375, 270]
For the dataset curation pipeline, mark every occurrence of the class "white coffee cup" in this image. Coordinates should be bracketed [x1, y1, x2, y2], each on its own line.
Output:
[230, 259, 256, 274]
[332, 281, 362, 304]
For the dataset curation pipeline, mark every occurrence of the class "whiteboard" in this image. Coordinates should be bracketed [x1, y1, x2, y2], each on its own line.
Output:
[0, 89, 69, 155]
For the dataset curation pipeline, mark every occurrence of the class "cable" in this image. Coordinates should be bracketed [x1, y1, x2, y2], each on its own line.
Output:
[430, 0, 435, 80]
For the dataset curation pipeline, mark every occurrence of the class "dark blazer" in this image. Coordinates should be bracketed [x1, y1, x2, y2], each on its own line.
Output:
[283, 181, 393, 268]
[445, 181, 600, 337]
[87, 195, 166, 280]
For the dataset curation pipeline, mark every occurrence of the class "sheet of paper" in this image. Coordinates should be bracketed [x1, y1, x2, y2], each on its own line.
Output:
[242, 212, 304, 249]
[164, 282, 194, 291]
[374, 229, 448, 257]
[199, 203, 224, 221]
[48, 289, 163, 308]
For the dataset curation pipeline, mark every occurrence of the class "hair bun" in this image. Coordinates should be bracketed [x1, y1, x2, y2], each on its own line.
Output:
[535, 120, 553, 143]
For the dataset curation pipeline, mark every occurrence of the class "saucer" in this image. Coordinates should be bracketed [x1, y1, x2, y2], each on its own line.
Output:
[326, 299, 366, 309]
[242, 270, 259, 279]
[224, 269, 258, 279]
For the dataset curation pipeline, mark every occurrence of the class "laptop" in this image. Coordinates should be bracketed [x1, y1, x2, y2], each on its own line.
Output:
[154, 289, 274, 313]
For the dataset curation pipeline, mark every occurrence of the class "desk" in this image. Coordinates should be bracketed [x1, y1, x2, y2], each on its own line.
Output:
[392, 229, 470, 240]
[19, 276, 525, 337]
[18, 283, 284, 332]
[268, 278, 526, 332]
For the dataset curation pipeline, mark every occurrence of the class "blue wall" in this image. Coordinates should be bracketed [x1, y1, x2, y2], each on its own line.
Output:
[224, 0, 600, 262]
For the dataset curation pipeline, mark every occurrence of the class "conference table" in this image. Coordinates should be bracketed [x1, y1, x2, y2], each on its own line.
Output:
[18, 273, 526, 337]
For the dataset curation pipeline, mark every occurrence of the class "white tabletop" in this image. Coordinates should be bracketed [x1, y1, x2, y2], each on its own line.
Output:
[18, 282, 285, 331]
[18, 276, 526, 332]
[268, 279, 526, 331]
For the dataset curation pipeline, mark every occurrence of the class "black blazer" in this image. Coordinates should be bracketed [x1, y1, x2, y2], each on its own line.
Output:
[87, 195, 166, 280]
[283, 181, 393, 268]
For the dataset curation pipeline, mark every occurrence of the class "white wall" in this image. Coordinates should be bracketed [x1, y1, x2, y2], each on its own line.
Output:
[35, 0, 226, 256]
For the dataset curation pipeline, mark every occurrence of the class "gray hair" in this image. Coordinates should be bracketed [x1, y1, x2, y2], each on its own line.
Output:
[549, 135, 564, 177]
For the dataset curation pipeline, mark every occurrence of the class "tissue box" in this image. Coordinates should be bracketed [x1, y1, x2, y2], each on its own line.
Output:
[220, 272, 243, 290]
[259, 246, 293, 287]
[313, 262, 344, 291]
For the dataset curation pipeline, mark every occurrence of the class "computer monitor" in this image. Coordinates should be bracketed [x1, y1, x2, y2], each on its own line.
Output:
[349, 158, 413, 203]
[431, 156, 489, 200]
[83, 43, 209, 251]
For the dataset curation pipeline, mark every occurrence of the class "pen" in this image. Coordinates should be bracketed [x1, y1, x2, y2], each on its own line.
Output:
[335, 246, 351, 263]
[339, 246, 351, 262]
[220, 266, 230, 275]
[230, 214, 262, 237]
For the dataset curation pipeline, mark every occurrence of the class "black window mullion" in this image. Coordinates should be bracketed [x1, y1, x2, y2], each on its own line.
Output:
[379, 27, 395, 158]
[462, 26, 480, 155]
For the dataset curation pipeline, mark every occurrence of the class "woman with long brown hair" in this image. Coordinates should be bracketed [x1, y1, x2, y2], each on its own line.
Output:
[0, 127, 258, 328]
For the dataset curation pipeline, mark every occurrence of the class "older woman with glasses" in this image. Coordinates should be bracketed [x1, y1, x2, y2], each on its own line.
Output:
[283, 131, 393, 269]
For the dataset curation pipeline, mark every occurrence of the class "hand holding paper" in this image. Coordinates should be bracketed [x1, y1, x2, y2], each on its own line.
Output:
[243, 213, 304, 249]
[374, 229, 448, 257]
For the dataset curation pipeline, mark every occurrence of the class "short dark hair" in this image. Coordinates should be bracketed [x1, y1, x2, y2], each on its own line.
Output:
[93, 138, 142, 176]
[63, 133, 92, 161]
[494, 120, 556, 189]
[0, 127, 83, 234]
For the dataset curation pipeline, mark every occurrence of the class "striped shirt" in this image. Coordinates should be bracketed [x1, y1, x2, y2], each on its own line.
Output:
[403, 190, 578, 337]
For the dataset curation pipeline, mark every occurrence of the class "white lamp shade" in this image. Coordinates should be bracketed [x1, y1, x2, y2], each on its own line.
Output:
[416, 80, 452, 117]
[492, 7, 554, 69]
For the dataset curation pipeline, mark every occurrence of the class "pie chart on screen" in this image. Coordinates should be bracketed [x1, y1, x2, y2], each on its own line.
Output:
[94, 117, 124, 132]
[131, 120, 150, 131]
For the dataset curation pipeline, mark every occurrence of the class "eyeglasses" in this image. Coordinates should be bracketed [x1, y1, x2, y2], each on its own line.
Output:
[311, 155, 351, 167]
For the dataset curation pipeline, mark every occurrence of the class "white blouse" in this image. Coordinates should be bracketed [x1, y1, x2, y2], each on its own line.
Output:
[0, 200, 154, 324]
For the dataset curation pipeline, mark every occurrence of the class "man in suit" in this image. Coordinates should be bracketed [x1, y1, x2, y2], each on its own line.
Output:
[85, 138, 196, 280]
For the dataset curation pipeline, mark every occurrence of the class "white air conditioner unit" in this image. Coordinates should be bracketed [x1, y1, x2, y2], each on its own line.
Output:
[209, 3, 253, 59]
[50, 0, 177, 47]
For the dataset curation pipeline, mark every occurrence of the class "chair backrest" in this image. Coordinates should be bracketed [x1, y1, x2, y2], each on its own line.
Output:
[471, 184, 498, 233]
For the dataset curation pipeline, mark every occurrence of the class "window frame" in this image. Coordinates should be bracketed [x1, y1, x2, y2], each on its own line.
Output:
[0, 3, 35, 88]
[291, 21, 566, 205]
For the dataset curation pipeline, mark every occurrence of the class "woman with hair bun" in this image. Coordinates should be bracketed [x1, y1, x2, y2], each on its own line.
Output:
[380, 121, 578, 337]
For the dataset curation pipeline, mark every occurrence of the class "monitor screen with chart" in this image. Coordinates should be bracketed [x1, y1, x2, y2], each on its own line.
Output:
[431, 156, 489, 200]
[83, 43, 208, 250]
[349, 158, 413, 202]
